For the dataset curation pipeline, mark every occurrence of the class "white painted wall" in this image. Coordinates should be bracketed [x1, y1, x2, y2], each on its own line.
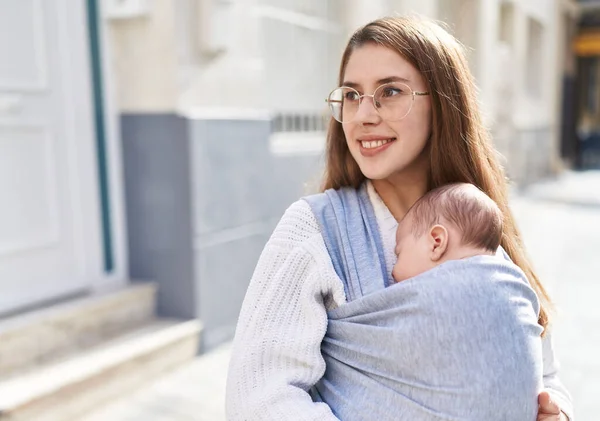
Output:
[390, 0, 438, 20]
[344, 0, 389, 36]
[106, 0, 344, 115]
[177, 0, 266, 111]
[510, 1, 553, 129]
[106, 0, 179, 112]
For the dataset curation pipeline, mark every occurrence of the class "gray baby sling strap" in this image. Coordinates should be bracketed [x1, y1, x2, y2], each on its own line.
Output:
[302, 183, 392, 302]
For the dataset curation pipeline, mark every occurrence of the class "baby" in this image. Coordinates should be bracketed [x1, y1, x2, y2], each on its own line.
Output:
[311, 182, 544, 420]
[393, 182, 503, 283]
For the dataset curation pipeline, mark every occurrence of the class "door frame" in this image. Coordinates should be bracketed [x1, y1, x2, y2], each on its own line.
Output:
[86, 0, 128, 290]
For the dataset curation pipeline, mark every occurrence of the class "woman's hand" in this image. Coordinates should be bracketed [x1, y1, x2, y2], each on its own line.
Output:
[538, 390, 568, 421]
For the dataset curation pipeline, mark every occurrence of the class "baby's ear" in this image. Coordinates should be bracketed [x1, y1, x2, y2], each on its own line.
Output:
[429, 224, 449, 261]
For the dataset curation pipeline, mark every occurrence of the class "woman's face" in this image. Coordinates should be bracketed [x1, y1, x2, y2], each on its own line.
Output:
[341, 44, 432, 181]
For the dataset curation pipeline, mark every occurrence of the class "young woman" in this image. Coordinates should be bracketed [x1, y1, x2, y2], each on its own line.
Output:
[226, 16, 573, 421]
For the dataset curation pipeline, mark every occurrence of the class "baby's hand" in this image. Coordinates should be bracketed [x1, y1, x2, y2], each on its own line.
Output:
[537, 391, 568, 421]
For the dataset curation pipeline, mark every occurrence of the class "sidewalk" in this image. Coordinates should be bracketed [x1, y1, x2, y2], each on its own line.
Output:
[78, 342, 231, 421]
[517, 169, 600, 207]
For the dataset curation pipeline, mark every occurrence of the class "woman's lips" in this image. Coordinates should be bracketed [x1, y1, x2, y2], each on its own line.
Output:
[358, 137, 396, 157]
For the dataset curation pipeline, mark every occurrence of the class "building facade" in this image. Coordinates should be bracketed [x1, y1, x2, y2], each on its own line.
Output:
[0, 1, 580, 417]
[566, 0, 600, 168]
[0, 0, 580, 420]
[0, 0, 579, 346]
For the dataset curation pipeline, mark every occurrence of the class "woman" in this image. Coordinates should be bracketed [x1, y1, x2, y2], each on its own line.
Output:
[226, 16, 573, 420]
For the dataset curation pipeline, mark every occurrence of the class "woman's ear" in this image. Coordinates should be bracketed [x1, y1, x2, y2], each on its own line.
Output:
[428, 224, 449, 261]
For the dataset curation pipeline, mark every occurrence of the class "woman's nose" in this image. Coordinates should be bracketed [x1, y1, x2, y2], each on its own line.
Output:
[354, 95, 381, 124]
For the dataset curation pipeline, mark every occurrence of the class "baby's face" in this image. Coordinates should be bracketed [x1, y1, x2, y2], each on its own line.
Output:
[392, 217, 438, 283]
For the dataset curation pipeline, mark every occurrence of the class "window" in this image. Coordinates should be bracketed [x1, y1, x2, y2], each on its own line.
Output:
[526, 17, 544, 99]
[271, 112, 328, 133]
[499, 2, 515, 46]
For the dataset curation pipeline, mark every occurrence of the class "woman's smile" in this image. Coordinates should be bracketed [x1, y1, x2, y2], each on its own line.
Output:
[357, 136, 396, 156]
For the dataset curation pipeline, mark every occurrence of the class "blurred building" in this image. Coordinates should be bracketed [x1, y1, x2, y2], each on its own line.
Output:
[0, 0, 581, 419]
[564, 0, 600, 168]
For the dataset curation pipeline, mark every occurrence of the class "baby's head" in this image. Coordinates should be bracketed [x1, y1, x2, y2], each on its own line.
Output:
[392, 183, 504, 283]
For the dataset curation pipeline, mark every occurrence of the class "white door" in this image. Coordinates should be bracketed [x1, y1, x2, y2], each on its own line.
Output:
[0, 0, 103, 314]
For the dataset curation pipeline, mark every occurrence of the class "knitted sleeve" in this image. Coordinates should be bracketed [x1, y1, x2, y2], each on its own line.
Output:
[542, 332, 574, 420]
[225, 200, 346, 421]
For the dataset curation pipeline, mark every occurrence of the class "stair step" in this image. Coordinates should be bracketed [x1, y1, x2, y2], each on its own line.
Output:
[0, 283, 157, 377]
[0, 318, 202, 421]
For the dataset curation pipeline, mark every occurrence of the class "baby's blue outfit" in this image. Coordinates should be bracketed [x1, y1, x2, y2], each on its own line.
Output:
[303, 184, 544, 421]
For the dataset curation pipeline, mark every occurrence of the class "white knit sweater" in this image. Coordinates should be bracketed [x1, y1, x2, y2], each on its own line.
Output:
[225, 182, 573, 420]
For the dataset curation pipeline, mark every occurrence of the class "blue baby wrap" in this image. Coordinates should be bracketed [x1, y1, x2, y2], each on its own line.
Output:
[303, 184, 544, 421]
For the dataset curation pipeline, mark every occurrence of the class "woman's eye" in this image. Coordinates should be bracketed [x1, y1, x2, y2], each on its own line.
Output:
[344, 92, 359, 101]
[382, 87, 402, 97]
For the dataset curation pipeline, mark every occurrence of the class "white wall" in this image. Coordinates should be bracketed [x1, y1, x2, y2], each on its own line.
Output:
[509, 0, 554, 129]
[257, 1, 343, 113]
[344, 0, 389, 35]
[107, 0, 179, 112]
[390, 0, 437, 19]
[176, 0, 266, 112]
[106, 0, 345, 115]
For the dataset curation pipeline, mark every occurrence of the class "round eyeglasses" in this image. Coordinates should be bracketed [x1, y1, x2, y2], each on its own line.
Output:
[325, 82, 430, 123]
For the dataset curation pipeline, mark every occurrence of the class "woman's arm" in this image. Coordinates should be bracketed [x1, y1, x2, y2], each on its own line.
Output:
[225, 202, 345, 421]
[540, 332, 574, 420]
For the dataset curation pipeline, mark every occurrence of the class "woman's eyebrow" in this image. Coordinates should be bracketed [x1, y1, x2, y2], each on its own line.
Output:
[342, 76, 411, 88]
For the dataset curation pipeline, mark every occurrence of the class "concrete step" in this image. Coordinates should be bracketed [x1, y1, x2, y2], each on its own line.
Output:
[77, 342, 231, 421]
[0, 318, 202, 421]
[0, 283, 157, 378]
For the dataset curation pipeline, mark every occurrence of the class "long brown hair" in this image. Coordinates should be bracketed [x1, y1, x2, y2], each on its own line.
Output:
[321, 16, 553, 332]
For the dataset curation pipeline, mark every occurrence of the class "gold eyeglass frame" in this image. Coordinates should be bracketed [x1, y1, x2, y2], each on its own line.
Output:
[325, 82, 430, 123]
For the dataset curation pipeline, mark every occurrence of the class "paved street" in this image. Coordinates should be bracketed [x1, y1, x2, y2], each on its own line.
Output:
[80, 170, 600, 421]
[512, 171, 600, 420]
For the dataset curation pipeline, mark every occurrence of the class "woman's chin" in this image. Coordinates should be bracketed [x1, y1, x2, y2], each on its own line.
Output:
[359, 166, 394, 181]
[357, 157, 428, 184]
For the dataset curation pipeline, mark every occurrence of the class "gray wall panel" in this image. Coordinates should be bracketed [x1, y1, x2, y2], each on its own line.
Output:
[121, 114, 197, 320]
[195, 232, 271, 351]
[122, 113, 323, 352]
[189, 119, 275, 236]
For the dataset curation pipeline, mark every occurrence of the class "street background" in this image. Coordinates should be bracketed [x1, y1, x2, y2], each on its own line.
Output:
[0, 1, 599, 420]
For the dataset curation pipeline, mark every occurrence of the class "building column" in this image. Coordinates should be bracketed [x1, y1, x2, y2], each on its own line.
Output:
[552, 0, 579, 170]
[343, 0, 388, 36]
[393, 0, 438, 19]
[475, 0, 500, 126]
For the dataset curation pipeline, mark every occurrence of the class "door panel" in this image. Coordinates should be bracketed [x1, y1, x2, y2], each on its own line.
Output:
[0, 0, 102, 313]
